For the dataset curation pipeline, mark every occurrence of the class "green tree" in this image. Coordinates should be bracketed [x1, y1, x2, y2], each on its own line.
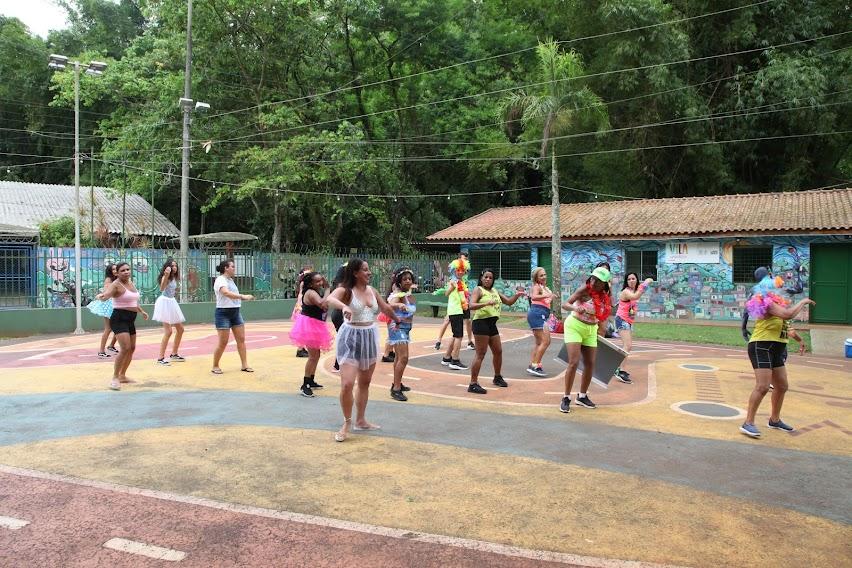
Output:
[501, 41, 609, 314]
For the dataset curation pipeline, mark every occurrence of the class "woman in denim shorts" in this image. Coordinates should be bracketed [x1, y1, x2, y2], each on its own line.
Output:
[526, 267, 558, 377]
[211, 259, 255, 374]
[614, 273, 653, 384]
[386, 268, 417, 402]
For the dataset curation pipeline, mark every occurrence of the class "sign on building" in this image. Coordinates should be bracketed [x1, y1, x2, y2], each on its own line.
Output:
[664, 242, 720, 264]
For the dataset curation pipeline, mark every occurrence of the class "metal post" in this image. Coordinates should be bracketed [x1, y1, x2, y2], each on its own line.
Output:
[122, 163, 127, 248]
[73, 62, 84, 334]
[151, 175, 156, 249]
[90, 146, 94, 241]
[180, 0, 193, 300]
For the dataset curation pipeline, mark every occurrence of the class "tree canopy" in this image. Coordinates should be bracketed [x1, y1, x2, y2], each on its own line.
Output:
[2, 0, 849, 252]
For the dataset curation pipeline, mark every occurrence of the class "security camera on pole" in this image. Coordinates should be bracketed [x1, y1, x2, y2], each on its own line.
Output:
[48, 54, 106, 335]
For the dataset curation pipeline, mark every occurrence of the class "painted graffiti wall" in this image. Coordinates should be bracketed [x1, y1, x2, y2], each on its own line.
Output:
[466, 235, 835, 319]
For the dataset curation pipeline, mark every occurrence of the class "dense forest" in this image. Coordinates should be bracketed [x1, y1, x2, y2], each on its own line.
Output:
[1, 0, 849, 252]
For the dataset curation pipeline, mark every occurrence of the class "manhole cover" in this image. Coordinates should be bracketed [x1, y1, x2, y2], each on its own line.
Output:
[679, 364, 717, 372]
[671, 401, 744, 420]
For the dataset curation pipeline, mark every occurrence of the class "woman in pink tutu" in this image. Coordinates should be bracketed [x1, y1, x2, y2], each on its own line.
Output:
[289, 271, 333, 398]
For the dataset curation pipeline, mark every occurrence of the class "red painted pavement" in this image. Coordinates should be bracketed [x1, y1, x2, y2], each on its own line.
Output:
[0, 471, 575, 567]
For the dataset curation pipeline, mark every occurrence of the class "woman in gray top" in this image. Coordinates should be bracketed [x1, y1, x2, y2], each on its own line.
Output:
[153, 258, 187, 365]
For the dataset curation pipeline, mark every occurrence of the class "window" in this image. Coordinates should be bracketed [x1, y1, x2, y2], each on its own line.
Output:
[625, 250, 658, 280]
[732, 246, 772, 283]
[469, 249, 531, 281]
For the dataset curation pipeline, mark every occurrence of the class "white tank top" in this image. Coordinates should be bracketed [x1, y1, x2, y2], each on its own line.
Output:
[349, 288, 378, 323]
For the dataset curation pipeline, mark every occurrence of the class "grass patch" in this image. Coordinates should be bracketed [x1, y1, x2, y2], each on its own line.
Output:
[634, 322, 810, 351]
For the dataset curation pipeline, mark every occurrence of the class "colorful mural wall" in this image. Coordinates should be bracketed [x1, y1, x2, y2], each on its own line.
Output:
[467, 236, 829, 320]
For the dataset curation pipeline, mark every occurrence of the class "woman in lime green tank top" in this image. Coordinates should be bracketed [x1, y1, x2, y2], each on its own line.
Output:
[467, 269, 525, 394]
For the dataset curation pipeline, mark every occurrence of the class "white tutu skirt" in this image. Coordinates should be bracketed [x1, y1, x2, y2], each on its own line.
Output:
[152, 296, 185, 324]
[335, 323, 380, 370]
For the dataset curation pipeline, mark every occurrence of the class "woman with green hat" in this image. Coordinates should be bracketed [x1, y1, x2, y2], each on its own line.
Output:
[559, 266, 612, 413]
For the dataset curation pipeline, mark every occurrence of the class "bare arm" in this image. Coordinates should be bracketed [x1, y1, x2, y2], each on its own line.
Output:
[159, 271, 171, 292]
[499, 288, 526, 306]
[469, 287, 489, 310]
[97, 281, 122, 300]
[619, 279, 653, 301]
[561, 287, 588, 313]
[767, 298, 815, 320]
[217, 282, 252, 301]
[373, 287, 400, 321]
[529, 284, 555, 302]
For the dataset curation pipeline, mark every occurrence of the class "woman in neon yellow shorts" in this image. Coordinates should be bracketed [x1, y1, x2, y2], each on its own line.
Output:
[559, 266, 612, 413]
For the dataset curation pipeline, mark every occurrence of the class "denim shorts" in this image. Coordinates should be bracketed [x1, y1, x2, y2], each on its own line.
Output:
[387, 321, 413, 345]
[215, 307, 244, 329]
[527, 304, 550, 330]
[614, 315, 633, 331]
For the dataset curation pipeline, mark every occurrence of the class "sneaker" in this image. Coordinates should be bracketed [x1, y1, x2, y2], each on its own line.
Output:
[169, 354, 186, 362]
[388, 351, 396, 361]
[467, 382, 487, 394]
[400, 383, 411, 392]
[525, 365, 537, 376]
[492, 375, 508, 388]
[441, 357, 452, 366]
[534, 366, 546, 377]
[615, 370, 633, 384]
[300, 384, 315, 398]
[381, 355, 394, 363]
[296, 348, 309, 358]
[307, 379, 324, 390]
[576, 395, 596, 409]
[107, 346, 119, 353]
[332, 360, 340, 373]
[559, 396, 571, 413]
[97, 352, 111, 358]
[434, 341, 442, 350]
[449, 360, 468, 370]
[109, 379, 121, 391]
[740, 423, 761, 438]
[526, 365, 546, 377]
[156, 358, 170, 366]
[768, 419, 794, 432]
[390, 388, 408, 402]
[466, 342, 475, 350]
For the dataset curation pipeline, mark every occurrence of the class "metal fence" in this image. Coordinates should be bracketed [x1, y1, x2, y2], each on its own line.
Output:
[0, 246, 453, 309]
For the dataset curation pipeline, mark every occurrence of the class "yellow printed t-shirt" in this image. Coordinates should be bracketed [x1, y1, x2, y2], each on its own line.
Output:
[750, 316, 789, 343]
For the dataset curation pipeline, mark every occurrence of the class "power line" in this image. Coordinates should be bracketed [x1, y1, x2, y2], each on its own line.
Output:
[0, 157, 75, 169]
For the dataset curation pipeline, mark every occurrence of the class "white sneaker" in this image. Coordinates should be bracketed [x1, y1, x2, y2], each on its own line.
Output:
[109, 379, 120, 391]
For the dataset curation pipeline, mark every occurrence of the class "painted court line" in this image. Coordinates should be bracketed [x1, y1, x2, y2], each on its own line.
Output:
[805, 360, 843, 367]
[0, 515, 30, 530]
[103, 537, 186, 562]
[0, 465, 681, 568]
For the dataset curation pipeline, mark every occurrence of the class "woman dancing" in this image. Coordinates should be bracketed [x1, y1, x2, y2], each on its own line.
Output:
[212, 259, 255, 374]
[740, 270, 815, 438]
[559, 266, 612, 413]
[97, 262, 148, 391]
[613, 273, 653, 384]
[289, 271, 332, 397]
[153, 258, 186, 365]
[326, 258, 399, 442]
[526, 267, 558, 377]
[468, 269, 525, 393]
[387, 268, 417, 401]
[88, 263, 118, 357]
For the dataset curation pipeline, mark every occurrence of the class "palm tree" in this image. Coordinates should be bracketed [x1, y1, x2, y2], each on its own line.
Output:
[501, 40, 609, 316]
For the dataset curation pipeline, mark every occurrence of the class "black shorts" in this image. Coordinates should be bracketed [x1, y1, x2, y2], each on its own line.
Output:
[330, 309, 344, 331]
[748, 341, 787, 369]
[110, 308, 137, 335]
[449, 313, 465, 338]
[472, 316, 499, 337]
[462, 309, 471, 320]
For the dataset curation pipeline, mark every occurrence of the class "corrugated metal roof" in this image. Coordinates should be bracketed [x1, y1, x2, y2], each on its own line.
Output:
[0, 181, 179, 237]
[426, 188, 852, 242]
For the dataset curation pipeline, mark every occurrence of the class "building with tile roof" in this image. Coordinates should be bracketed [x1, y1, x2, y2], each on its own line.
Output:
[425, 189, 852, 323]
[0, 181, 179, 239]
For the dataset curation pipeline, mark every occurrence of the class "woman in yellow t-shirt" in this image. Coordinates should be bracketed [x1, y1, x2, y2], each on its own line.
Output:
[740, 295, 814, 439]
[467, 269, 525, 394]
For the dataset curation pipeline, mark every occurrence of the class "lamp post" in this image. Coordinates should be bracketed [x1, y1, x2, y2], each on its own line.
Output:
[48, 54, 106, 335]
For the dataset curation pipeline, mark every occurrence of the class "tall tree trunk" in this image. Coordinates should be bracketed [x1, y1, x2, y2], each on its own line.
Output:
[550, 143, 562, 318]
[271, 199, 282, 252]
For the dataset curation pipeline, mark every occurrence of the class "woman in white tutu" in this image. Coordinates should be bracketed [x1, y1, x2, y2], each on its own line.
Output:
[326, 258, 399, 442]
[152, 258, 186, 365]
[87, 263, 119, 358]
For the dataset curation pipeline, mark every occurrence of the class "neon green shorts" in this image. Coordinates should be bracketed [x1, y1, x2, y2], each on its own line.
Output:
[563, 315, 598, 347]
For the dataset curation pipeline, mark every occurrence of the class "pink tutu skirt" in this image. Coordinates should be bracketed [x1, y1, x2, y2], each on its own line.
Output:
[289, 315, 333, 351]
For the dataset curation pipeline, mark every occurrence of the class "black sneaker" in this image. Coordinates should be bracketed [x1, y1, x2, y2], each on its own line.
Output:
[97, 352, 111, 358]
[434, 341, 441, 350]
[467, 342, 475, 350]
[390, 387, 408, 402]
[307, 379, 324, 390]
[169, 354, 186, 362]
[615, 370, 633, 384]
[441, 357, 452, 366]
[296, 348, 309, 358]
[300, 384, 315, 398]
[576, 395, 596, 409]
[381, 355, 394, 363]
[400, 383, 411, 392]
[107, 346, 119, 353]
[449, 360, 468, 370]
[468, 382, 487, 394]
[560, 396, 571, 413]
[388, 351, 396, 361]
[492, 375, 508, 387]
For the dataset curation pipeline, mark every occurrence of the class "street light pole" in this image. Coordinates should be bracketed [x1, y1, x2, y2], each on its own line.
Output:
[180, 0, 193, 299]
[73, 61, 83, 334]
[49, 54, 106, 335]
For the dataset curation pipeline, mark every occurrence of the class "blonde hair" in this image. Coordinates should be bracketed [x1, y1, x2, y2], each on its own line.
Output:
[531, 267, 547, 284]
